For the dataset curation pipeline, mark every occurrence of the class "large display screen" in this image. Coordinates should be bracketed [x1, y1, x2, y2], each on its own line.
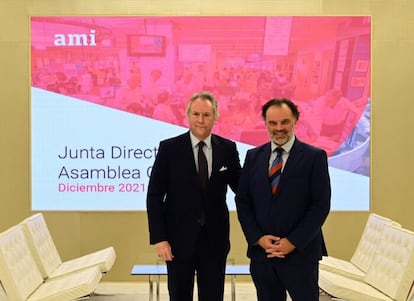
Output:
[31, 16, 371, 211]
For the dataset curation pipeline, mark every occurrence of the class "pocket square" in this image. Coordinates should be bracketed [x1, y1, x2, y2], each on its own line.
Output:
[219, 166, 228, 172]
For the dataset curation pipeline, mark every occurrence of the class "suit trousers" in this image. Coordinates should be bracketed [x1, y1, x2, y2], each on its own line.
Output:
[166, 227, 228, 301]
[250, 259, 319, 301]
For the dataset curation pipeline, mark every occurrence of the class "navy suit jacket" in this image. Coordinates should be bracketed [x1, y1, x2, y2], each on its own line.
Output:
[147, 131, 241, 260]
[236, 137, 331, 264]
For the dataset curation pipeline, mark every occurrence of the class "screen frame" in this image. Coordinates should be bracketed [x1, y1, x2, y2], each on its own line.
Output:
[127, 34, 166, 56]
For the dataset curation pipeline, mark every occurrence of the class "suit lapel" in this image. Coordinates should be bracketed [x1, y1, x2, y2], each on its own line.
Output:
[271, 139, 304, 197]
[254, 143, 273, 196]
[181, 132, 199, 179]
[211, 135, 223, 179]
[280, 139, 303, 177]
[260, 143, 272, 178]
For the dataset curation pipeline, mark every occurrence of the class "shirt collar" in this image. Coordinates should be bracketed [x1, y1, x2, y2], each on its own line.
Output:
[190, 132, 212, 149]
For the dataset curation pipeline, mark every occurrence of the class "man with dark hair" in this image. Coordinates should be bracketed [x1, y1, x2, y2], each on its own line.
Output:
[236, 98, 331, 301]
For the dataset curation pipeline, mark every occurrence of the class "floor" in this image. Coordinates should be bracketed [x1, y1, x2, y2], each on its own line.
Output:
[89, 281, 334, 301]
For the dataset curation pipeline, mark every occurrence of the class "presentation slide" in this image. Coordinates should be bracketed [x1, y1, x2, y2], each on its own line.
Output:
[31, 16, 371, 211]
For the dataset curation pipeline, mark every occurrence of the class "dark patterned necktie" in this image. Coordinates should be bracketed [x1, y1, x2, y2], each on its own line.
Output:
[198, 141, 208, 189]
[269, 147, 284, 195]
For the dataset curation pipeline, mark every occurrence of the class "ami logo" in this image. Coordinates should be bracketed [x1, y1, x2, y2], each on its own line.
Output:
[54, 29, 97, 46]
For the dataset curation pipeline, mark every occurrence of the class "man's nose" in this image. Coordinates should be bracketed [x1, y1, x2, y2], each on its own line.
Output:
[274, 124, 284, 130]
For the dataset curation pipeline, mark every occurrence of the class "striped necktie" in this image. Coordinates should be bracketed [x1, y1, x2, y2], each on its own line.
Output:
[269, 147, 284, 195]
